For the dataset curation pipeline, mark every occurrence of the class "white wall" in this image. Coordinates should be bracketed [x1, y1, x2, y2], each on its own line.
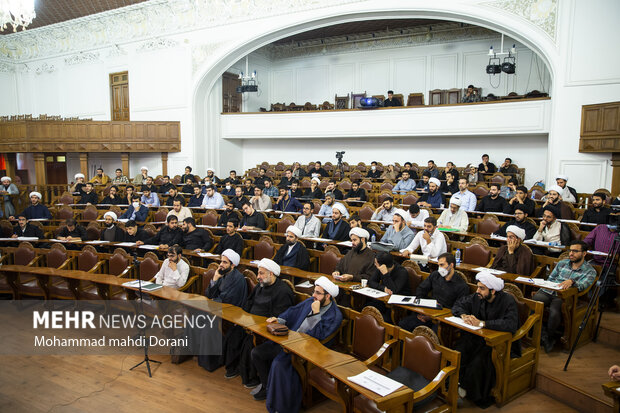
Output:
[264, 37, 550, 108]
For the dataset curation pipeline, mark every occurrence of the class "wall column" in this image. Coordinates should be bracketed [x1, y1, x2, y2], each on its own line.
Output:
[33, 153, 46, 185]
[611, 154, 620, 196]
[3, 153, 16, 178]
[79, 153, 89, 179]
[121, 153, 130, 178]
[161, 152, 168, 176]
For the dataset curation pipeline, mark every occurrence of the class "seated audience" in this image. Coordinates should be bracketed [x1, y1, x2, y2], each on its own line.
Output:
[555, 174, 577, 203]
[89, 167, 110, 185]
[377, 209, 414, 251]
[493, 205, 537, 239]
[111, 168, 129, 184]
[275, 186, 303, 212]
[291, 162, 306, 180]
[423, 160, 439, 179]
[461, 84, 481, 103]
[380, 164, 398, 181]
[452, 178, 477, 211]
[400, 217, 447, 259]
[101, 185, 124, 205]
[205, 249, 247, 306]
[273, 226, 310, 270]
[218, 201, 239, 227]
[133, 166, 149, 185]
[533, 205, 571, 253]
[349, 214, 377, 242]
[243, 178, 254, 196]
[167, 199, 193, 222]
[12, 192, 52, 220]
[71, 173, 86, 193]
[158, 175, 175, 194]
[371, 196, 396, 223]
[278, 169, 294, 188]
[201, 184, 225, 209]
[399, 252, 468, 331]
[250, 186, 272, 211]
[181, 178, 196, 194]
[253, 168, 267, 188]
[166, 187, 186, 207]
[142, 176, 157, 193]
[383, 90, 402, 107]
[366, 161, 381, 179]
[584, 223, 617, 266]
[289, 180, 303, 198]
[466, 163, 483, 184]
[366, 252, 411, 321]
[321, 204, 350, 241]
[241, 202, 267, 230]
[57, 218, 87, 241]
[123, 185, 135, 205]
[223, 170, 241, 186]
[0, 177, 19, 217]
[154, 245, 190, 289]
[581, 192, 611, 226]
[538, 185, 574, 219]
[123, 220, 149, 243]
[221, 182, 235, 197]
[440, 171, 458, 195]
[294, 202, 321, 238]
[79, 182, 98, 205]
[408, 204, 429, 226]
[345, 180, 367, 201]
[230, 186, 248, 209]
[504, 185, 535, 216]
[500, 177, 519, 200]
[303, 177, 323, 199]
[439, 161, 460, 181]
[318, 192, 349, 223]
[138, 215, 183, 248]
[478, 153, 496, 174]
[417, 178, 445, 208]
[308, 161, 328, 178]
[499, 158, 518, 175]
[100, 211, 125, 242]
[262, 179, 278, 198]
[491, 226, 535, 275]
[181, 217, 213, 251]
[120, 195, 148, 222]
[188, 185, 204, 207]
[437, 197, 469, 232]
[324, 180, 343, 200]
[533, 241, 596, 352]
[392, 170, 416, 194]
[205, 167, 220, 184]
[140, 186, 160, 207]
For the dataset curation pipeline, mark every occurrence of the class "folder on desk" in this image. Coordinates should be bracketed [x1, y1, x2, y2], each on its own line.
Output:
[445, 316, 482, 330]
[388, 295, 440, 309]
[347, 370, 402, 397]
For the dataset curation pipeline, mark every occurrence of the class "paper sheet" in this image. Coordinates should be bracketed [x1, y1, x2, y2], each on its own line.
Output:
[337, 241, 353, 247]
[138, 245, 160, 250]
[84, 240, 109, 244]
[197, 252, 219, 258]
[445, 316, 483, 330]
[347, 370, 403, 397]
[388, 295, 438, 308]
[353, 287, 389, 298]
[472, 267, 506, 275]
[114, 242, 137, 247]
[295, 281, 313, 288]
[515, 277, 562, 290]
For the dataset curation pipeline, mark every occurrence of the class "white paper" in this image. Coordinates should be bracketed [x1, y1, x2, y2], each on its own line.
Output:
[295, 281, 313, 288]
[388, 295, 438, 308]
[347, 370, 403, 397]
[409, 254, 428, 263]
[445, 316, 483, 330]
[515, 277, 562, 290]
[337, 241, 353, 247]
[587, 250, 608, 256]
[490, 234, 507, 241]
[27, 218, 49, 221]
[472, 267, 506, 275]
[302, 237, 333, 242]
[49, 239, 68, 242]
[114, 242, 137, 247]
[138, 245, 160, 250]
[354, 287, 389, 298]
[84, 240, 109, 244]
[197, 252, 219, 258]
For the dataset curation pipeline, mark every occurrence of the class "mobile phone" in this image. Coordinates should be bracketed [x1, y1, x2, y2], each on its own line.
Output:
[402, 297, 411, 302]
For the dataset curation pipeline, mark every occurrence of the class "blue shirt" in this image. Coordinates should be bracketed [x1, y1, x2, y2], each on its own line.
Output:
[263, 186, 278, 197]
[201, 192, 225, 209]
[452, 190, 477, 212]
[141, 192, 160, 207]
[392, 178, 416, 194]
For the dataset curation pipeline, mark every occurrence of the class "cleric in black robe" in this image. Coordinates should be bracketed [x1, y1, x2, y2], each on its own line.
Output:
[100, 212, 125, 242]
[365, 252, 411, 322]
[222, 259, 295, 387]
[12, 215, 44, 238]
[321, 205, 350, 241]
[214, 219, 244, 256]
[273, 226, 310, 270]
[79, 183, 99, 205]
[451, 271, 519, 407]
[18, 191, 52, 220]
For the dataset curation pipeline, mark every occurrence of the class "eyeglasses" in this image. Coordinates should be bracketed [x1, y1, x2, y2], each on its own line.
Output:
[312, 289, 325, 296]
[568, 249, 583, 253]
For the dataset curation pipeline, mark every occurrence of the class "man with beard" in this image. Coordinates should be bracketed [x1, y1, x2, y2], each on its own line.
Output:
[123, 185, 135, 205]
[417, 178, 445, 208]
[437, 197, 469, 232]
[133, 166, 149, 186]
[304, 177, 323, 200]
[199, 249, 248, 372]
[100, 211, 125, 242]
[533, 240, 596, 352]
[188, 185, 204, 207]
[241, 202, 267, 230]
[137, 215, 183, 248]
[214, 218, 244, 256]
[500, 177, 519, 200]
[111, 168, 129, 184]
[166, 187, 186, 207]
[538, 185, 574, 219]
[294, 202, 321, 238]
[71, 173, 86, 194]
[554, 174, 577, 203]
[321, 203, 351, 241]
[100, 185, 124, 205]
[273, 226, 310, 270]
[478, 153, 497, 175]
[89, 167, 110, 185]
[345, 180, 367, 201]
[439, 171, 458, 195]
[533, 205, 571, 254]
[397, 162, 417, 180]
[205, 167, 220, 184]
[201, 184, 225, 209]
[223, 170, 241, 186]
[139, 185, 160, 207]
[222, 258, 295, 388]
[371, 196, 396, 223]
[158, 175, 175, 194]
[123, 220, 149, 243]
[349, 214, 377, 243]
[365, 252, 411, 321]
[11, 215, 44, 239]
[400, 217, 447, 259]
[142, 176, 158, 193]
[423, 160, 440, 179]
[9, 191, 52, 221]
[377, 209, 414, 251]
[289, 180, 303, 198]
[278, 169, 294, 188]
[477, 183, 507, 212]
[181, 217, 213, 252]
[154, 245, 189, 289]
[392, 170, 416, 194]
[493, 205, 537, 239]
[398, 252, 468, 331]
[217, 200, 239, 226]
[452, 178, 477, 212]
[504, 185, 536, 216]
[491, 225, 535, 275]
[318, 192, 349, 223]
[262, 179, 279, 198]
[0, 176, 18, 217]
[231, 186, 248, 209]
[415, 171, 431, 192]
[251, 276, 342, 409]
[243, 178, 254, 196]
[167, 199, 192, 222]
[250, 186, 273, 211]
[452, 271, 519, 407]
[324, 180, 343, 200]
[332, 227, 375, 282]
[57, 218, 87, 242]
[439, 161, 460, 181]
[79, 182, 98, 205]
[308, 161, 328, 178]
[254, 168, 267, 188]
[408, 204, 430, 226]
[581, 192, 611, 227]
[275, 186, 303, 213]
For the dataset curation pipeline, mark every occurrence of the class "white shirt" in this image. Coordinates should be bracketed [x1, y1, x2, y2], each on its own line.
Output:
[167, 207, 193, 222]
[154, 258, 190, 289]
[400, 228, 447, 258]
[409, 209, 430, 226]
[294, 214, 321, 237]
[437, 208, 469, 232]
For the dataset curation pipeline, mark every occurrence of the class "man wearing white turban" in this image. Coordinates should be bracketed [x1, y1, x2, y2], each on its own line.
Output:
[11, 191, 52, 221]
[332, 227, 376, 283]
[273, 226, 310, 270]
[437, 197, 469, 232]
[417, 177, 446, 208]
[133, 166, 149, 185]
[376, 209, 414, 251]
[251, 275, 342, 408]
[555, 175, 577, 203]
[539, 185, 574, 220]
[100, 211, 125, 242]
[452, 270, 519, 407]
[321, 202, 351, 241]
[71, 173, 86, 193]
[0, 176, 19, 217]
[491, 225, 535, 275]
[221, 257, 295, 385]
[205, 249, 247, 307]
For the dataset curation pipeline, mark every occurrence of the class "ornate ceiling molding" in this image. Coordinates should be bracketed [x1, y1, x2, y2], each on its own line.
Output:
[35, 63, 55, 75]
[64, 51, 100, 66]
[264, 24, 498, 60]
[137, 38, 178, 53]
[0, 0, 363, 62]
[0, 61, 14, 72]
[481, 0, 557, 41]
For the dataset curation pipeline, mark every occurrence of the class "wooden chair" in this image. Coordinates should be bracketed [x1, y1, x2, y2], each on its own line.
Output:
[429, 89, 443, 105]
[319, 246, 342, 275]
[139, 252, 161, 281]
[477, 215, 501, 236]
[85, 221, 101, 241]
[201, 210, 219, 226]
[57, 192, 75, 205]
[276, 215, 295, 234]
[353, 326, 460, 413]
[379, 182, 394, 192]
[153, 208, 169, 223]
[372, 95, 385, 106]
[489, 173, 507, 185]
[377, 191, 393, 204]
[463, 243, 492, 267]
[351, 91, 367, 109]
[319, 101, 334, 110]
[446, 88, 461, 104]
[0, 220, 13, 237]
[357, 203, 375, 221]
[56, 205, 74, 220]
[242, 235, 276, 260]
[107, 248, 134, 300]
[82, 205, 99, 221]
[402, 193, 419, 206]
[335, 94, 350, 110]
[75, 245, 106, 300]
[472, 184, 490, 198]
[406, 93, 425, 106]
[13, 242, 45, 299]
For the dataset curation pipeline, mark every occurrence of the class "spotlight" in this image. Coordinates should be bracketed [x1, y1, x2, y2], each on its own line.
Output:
[501, 57, 515, 74]
[486, 57, 501, 75]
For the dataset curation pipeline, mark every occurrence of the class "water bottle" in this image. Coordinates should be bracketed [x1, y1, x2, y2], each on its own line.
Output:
[371, 234, 376, 242]
[455, 249, 461, 264]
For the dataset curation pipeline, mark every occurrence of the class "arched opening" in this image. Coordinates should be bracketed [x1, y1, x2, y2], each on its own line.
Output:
[192, 7, 556, 174]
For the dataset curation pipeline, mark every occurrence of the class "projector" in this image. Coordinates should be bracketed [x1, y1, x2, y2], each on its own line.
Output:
[236, 85, 258, 93]
[359, 97, 380, 109]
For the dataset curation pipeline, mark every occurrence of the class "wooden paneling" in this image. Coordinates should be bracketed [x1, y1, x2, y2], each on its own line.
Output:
[222, 72, 241, 113]
[580, 101, 620, 153]
[0, 120, 180, 153]
[110, 71, 130, 121]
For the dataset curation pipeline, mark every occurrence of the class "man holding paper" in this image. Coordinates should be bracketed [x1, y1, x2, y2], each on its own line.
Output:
[400, 217, 447, 259]
[533, 240, 596, 353]
[399, 253, 468, 331]
[451, 271, 519, 408]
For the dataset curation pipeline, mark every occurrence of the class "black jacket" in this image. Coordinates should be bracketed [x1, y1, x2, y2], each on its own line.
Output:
[79, 192, 99, 205]
[13, 224, 44, 239]
[368, 264, 411, 295]
[124, 228, 150, 243]
[214, 233, 244, 256]
[477, 195, 506, 212]
[100, 225, 126, 242]
[243, 277, 295, 317]
[182, 228, 213, 251]
[273, 242, 310, 270]
[166, 194, 186, 206]
[146, 226, 183, 246]
[158, 182, 176, 194]
[321, 219, 351, 241]
[100, 195, 123, 205]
